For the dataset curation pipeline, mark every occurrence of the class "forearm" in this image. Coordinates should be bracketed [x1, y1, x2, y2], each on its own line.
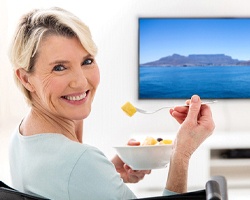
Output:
[165, 151, 190, 193]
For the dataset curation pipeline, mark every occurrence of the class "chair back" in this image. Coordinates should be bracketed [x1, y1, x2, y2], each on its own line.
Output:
[0, 181, 49, 200]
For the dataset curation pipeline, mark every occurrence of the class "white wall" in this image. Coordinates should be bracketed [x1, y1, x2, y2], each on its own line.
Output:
[1, 0, 250, 187]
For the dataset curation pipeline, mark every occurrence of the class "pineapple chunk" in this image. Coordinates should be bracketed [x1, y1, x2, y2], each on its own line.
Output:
[142, 137, 158, 145]
[121, 102, 137, 117]
[159, 139, 172, 145]
[142, 137, 172, 146]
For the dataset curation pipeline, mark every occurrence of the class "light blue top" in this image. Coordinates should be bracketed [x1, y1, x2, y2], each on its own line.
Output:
[9, 127, 177, 200]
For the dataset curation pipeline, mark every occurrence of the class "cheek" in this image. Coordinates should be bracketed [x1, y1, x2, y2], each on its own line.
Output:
[37, 76, 64, 101]
[91, 68, 100, 88]
[44, 78, 66, 96]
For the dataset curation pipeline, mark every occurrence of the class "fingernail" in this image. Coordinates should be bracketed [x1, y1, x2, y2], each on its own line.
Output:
[191, 95, 199, 103]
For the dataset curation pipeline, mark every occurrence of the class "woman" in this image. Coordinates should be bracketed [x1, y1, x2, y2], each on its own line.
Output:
[8, 7, 215, 200]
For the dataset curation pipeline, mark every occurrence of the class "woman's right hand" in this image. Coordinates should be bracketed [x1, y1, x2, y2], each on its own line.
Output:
[170, 94, 215, 159]
[165, 95, 215, 194]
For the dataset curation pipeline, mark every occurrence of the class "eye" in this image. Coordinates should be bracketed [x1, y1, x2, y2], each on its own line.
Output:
[53, 64, 66, 71]
[82, 58, 94, 66]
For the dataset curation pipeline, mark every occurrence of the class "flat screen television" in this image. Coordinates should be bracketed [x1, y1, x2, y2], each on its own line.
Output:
[138, 18, 250, 99]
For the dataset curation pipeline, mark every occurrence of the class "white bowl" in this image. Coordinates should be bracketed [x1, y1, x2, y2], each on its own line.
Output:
[113, 144, 173, 170]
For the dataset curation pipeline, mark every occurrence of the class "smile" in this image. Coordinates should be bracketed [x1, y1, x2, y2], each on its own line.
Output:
[62, 92, 87, 101]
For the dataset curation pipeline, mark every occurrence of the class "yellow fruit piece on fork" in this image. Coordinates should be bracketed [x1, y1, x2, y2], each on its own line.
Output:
[121, 102, 137, 117]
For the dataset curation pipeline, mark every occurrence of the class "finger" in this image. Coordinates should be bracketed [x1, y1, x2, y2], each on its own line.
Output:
[171, 111, 187, 124]
[170, 107, 188, 124]
[124, 164, 138, 174]
[198, 105, 215, 131]
[141, 170, 151, 175]
[125, 165, 151, 175]
[200, 104, 213, 117]
[185, 99, 191, 105]
[170, 106, 189, 118]
[173, 106, 189, 113]
[124, 164, 132, 172]
[130, 169, 151, 175]
[128, 175, 141, 183]
[129, 172, 146, 180]
[186, 95, 201, 122]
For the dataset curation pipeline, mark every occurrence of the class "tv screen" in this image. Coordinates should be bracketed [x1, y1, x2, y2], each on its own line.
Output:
[138, 18, 250, 99]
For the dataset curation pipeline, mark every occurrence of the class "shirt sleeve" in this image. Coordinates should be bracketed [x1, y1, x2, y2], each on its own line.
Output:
[163, 188, 179, 196]
[68, 146, 137, 200]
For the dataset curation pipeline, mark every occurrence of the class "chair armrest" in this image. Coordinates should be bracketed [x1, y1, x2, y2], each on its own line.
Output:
[210, 176, 228, 200]
[205, 180, 221, 200]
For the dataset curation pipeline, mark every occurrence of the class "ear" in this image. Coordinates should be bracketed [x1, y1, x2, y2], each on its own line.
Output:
[15, 68, 35, 92]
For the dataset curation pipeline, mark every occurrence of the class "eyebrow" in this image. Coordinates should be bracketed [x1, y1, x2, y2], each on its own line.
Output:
[49, 60, 69, 66]
[49, 54, 93, 66]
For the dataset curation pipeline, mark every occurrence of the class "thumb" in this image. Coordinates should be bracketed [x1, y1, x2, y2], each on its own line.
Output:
[186, 95, 201, 121]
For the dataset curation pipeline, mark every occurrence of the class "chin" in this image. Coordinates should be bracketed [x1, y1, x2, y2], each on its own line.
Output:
[64, 106, 91, 120]
[76, 110, 91, 120]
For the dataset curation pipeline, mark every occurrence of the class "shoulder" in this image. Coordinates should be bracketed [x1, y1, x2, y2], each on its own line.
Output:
[9, 128, 136, 199]
[68, 145, 136, 199]
[69, 144, 112, 174]
[58, 139, 136, 199]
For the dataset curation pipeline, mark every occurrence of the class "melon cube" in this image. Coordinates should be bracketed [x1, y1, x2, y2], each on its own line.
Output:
[121, 102, 137, 117]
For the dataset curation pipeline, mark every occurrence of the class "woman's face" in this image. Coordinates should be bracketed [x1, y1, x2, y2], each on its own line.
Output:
[28, 35, 100, 120]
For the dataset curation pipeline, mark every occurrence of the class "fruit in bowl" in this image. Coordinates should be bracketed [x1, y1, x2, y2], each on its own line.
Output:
[114, 137, 173, 170]
[142, 136, 172, 146]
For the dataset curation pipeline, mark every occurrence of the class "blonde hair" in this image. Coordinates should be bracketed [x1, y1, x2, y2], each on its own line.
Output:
[9, 7, 97, 105]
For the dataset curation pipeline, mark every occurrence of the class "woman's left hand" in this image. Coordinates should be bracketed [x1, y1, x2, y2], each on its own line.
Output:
[111, 139, 151, 183]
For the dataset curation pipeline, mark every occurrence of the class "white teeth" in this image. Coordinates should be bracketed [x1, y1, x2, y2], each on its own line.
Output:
[64, 93, 86, 101]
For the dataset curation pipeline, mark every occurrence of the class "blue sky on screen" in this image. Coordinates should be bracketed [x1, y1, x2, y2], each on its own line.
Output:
[139, 18, 250, 64]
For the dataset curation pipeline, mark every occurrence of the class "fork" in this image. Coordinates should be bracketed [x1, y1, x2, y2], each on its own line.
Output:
[135, 100, 218, 114]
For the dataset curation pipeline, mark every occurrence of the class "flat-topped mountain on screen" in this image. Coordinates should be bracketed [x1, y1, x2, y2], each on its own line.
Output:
[141, 54, 250, 66]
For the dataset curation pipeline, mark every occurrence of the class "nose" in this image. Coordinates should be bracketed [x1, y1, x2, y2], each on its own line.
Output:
[69, 67, 88, 89]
